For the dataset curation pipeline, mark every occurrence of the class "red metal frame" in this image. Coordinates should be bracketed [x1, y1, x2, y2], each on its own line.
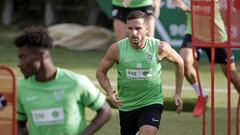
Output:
[191, 0, 240, 135]
[0, 65, 17, 135]
[237, 97, 240, 135]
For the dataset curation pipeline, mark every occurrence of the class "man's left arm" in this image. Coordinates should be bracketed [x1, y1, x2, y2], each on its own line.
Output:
[81, 102, 111, 135]
[153, 0, 161, 18]
[158, 41, 184, 114]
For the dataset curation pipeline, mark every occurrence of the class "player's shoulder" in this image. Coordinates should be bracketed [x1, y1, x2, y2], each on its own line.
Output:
[118, 37, 129, 43]
[57, 67, 88, 81]
[147, 36, 160, 42]
[17, 77, 27, 87]
[159, 40, 170, 47]
[107, 41, 120, 58]
[109, 42, 119, 51]
[57, 68, 94, 88]
[157, 40, 172, 54]
[17, 77, 34, 96]
[146, 37, 161, 46]
[115, 37, 130, 47]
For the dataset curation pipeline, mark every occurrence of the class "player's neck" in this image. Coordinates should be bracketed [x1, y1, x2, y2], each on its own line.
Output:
[131, 37, 147, 50]
[35, 61, 57, 82]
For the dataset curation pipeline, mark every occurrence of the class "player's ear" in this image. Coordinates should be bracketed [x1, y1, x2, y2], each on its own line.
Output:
[33, 51, 43, 63]
[38, 49, 49, 60]
[146, 24, 150, 33]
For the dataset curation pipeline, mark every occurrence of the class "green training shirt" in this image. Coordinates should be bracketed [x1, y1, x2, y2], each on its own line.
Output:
[17, 68, 106, 135]
[112, 0, 153, 8]
[117, 37, 163, 111]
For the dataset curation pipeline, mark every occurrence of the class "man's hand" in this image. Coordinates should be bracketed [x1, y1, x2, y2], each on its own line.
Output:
[171, 0, 189, 12]
[174, 94, 183, 114]
[108, 90, 121, 108]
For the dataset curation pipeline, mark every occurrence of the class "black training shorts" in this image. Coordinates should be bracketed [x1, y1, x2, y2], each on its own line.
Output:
[119, 104, 164, 135]
[181, 34, 235, 64]
[112, 5, 155, 23]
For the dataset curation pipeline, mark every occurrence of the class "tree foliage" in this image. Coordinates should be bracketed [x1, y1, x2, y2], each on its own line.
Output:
[1, 0, 108, 27]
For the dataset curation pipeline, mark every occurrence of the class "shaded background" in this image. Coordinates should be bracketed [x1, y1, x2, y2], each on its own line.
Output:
[2, 0, 239, 48]
[0, 0, 187, 46]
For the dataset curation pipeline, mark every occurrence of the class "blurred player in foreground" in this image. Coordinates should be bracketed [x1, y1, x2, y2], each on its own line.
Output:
[15, 26, 111, 135]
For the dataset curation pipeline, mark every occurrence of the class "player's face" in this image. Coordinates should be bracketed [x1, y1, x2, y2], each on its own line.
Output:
[17, 46, 41, 79]
[126, 18, 149, 47]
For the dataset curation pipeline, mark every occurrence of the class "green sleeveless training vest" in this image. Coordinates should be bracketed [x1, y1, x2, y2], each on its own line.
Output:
[117, 37, 163, 111]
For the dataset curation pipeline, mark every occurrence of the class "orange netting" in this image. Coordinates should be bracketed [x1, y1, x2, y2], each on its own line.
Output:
[0, 66, 17, 135]
[191, 0, 240, 135]
[192, 0, 240, 48]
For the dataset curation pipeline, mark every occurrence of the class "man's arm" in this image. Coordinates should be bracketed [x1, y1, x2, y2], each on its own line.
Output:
[18, 120, 28, 135]
[158, 41, 184, 114]
[153, 0, 161, 18]
[81, 102, 111, 135]
[171, 0, 190, 12]
[96, 43, 121, 108]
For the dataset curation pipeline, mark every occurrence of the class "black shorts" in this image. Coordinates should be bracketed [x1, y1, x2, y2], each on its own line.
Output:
[181, 34, 235, 64]
[112, 5, 155, 23]
[119, 104, 164, 135]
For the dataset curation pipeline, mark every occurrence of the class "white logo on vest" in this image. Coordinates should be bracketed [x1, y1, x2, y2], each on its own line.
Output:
[145, 52, 153, 63]
[54, 89, 64, 100]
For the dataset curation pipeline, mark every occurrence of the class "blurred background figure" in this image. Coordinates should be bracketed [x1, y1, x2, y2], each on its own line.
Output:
[172, 0, 240, 117]
[111, 0, 161, 41]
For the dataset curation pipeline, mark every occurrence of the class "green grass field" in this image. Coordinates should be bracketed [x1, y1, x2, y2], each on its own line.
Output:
[0, 27, 239, 135]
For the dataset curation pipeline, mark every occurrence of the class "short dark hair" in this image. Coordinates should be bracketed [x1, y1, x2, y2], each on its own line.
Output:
[126, 10, 148, 22]
[14, 26, 53, 49]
